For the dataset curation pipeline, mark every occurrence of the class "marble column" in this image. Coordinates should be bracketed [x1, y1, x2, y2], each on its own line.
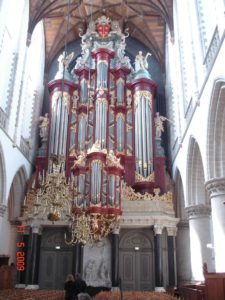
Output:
[176, 220, 192, 286]
[206, 178, 225, 272]
[154, 225, 164, 292]
[16, 231, 29, 287]
[25, 226, 42, 289]
[111, 228, 120, 288]
[167, 227, 177, 287]
[79, 245, 84, 277]
[72, 243, 82, 275]
[185, 204, 213, 281]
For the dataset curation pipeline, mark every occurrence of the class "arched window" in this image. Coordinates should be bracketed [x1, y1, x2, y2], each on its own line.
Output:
[20, 21, 45, 153]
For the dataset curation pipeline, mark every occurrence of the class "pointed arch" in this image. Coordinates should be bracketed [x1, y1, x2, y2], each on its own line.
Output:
[21, 20, 45, 145]
[7, 166, 27, 221]
[207, 79, 225, 179]
[174, 168, 186, 219]
[186, 136, 207, 206]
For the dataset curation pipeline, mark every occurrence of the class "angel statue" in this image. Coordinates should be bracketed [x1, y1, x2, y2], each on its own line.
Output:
[154, 112, 173, 138]
[134, 51, 152, 72]
[57, 51, 74, 72]
[39, 113, 49, 140]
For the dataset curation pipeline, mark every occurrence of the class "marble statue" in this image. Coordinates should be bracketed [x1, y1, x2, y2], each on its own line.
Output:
[39, 113, 49, 140]
[134, 51, 151, 71]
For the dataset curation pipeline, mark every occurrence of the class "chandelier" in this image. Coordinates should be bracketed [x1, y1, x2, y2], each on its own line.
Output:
[23, 148, 123, 245]
[65, 212, 120, 246]
[64, 143, 123, 245]
[28, 158, 72, 222]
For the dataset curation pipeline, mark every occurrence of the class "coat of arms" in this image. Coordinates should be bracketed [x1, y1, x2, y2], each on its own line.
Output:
[96, 16, 111, 38]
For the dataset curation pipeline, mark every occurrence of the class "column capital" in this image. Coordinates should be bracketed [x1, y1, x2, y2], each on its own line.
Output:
[154, 224, 164, 235]
[112, 225, 120, 235]
[205, 178, 225, 197]
[31, 224, 43, 235]
[185, 204, 211, 219]
[166, 226, 177, 236]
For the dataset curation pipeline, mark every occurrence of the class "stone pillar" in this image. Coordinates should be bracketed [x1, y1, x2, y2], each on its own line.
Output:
[25, 226, 42, 289]
[154, 225, 164, 292]
[185, 204, 213, 281]
[176, 220, 192, 286]
[167, 227, 177, 287]
[111, 228, 120, 288]
[206, 178, 225, 272]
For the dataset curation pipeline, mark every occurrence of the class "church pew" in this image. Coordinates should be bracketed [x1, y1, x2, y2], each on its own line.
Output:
[180, 284, 205, 300]
[204, 272, 225, 300]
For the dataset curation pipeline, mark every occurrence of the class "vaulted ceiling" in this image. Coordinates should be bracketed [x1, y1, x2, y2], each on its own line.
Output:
[29, 0, 174, 71]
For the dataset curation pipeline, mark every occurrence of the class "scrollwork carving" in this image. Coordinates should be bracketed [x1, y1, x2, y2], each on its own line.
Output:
[52, 91, 70, 110]
[135, 171, 154, 182]
[87, 140, 107, 154]
[134, 90, 152, 109]
[122, 182, 173, 203]
[71, 151, 86, 169]
[205, 178, 225, 197]
[106, 150, 124, 170]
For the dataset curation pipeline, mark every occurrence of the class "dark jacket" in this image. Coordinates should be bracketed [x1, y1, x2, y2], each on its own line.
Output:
[64, 280, 75, 300]
[74, 277, 87, 297]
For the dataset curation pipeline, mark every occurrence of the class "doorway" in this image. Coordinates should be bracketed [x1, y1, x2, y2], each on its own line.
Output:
[119, 229, 154, 291]
[39, 228, 73, 289]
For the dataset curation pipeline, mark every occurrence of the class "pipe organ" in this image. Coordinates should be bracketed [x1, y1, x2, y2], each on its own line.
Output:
[18, 16, 180, 293]
[27, 15, 168, 238]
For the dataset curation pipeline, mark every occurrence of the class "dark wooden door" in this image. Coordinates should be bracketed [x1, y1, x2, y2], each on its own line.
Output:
[38, 228, 73, 289]
[119, 249, 153, 290]
[39, 250, 72, 289]
[119, 229, 154, 291]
